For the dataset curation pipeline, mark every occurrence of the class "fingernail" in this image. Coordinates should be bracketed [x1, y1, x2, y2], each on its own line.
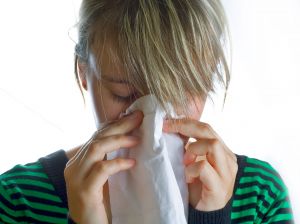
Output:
[128, 159, 136, 166]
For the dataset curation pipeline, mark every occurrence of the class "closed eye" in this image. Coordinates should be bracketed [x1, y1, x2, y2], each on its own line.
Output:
[111, 92, 138, 103]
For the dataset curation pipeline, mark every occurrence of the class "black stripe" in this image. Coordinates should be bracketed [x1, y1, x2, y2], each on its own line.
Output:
[0, 205, 55, 224]
[231, 215, 254, 223]
[232, 202, 257, 211]
[241, 171, 283, 194]
[9, 193, 65, 208]
[0, 194, 17, 211]
[2, 183, 57, 196]
[262, 208, 294, 223]
[233, 191, 271, 209]
[0, 194, 66, 219]
[246, 161, 280, 178]
[238, 180, 278, 200]
[271, 196, 291, 209]
[234, 191, 258, 200]
[232, 201, 269, 221]
[2, 175, 51, 184]
[4, 167, 44, 174]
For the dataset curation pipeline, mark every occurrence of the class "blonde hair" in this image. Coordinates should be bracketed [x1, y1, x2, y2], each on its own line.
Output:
[75, 0, 230, 115]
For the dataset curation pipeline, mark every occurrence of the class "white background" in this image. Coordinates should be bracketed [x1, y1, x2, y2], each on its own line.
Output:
[0, 0, 299, 221]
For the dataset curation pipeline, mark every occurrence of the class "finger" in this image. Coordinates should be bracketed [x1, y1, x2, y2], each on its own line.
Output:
[85, 158, 135, 191]
[163, 119, 217, 140]
[183, 151, 197, 165]
[78, 135, 140, 175]
[68, 110, 143, 170]
[185, 160, 220, 191]
[185, 139, 229, 176]
[224, 146, 237, 162]
[96, 110, 144, 138]
[66, 135, 95, 167]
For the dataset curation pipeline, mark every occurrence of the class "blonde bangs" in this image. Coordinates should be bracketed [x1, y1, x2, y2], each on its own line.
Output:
[75, 0, 231, 115]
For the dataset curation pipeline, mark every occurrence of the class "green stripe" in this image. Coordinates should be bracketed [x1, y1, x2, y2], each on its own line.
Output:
[235, 186, 275, 206]
[232, 196, 257, 207]
[232, 194, 273, 217]
[1, 185, 66, 214]
[244, 166, 284, 187]
[1, 184, 66, 223]
[0, 200, 65, 224]
[2, 179, 55, 191]
[239, 176, 280, 197]
[26, 201, 67, 214]
[0, 183, 14, 205]
[0, 213, 18, 224]
[1, 171, 48, 179]
[8, 189, 62, 203]
[266, 201, 291, 217]
[246, 158, 275, 173]
[15, 163, 43, 170]
[0, 200, 23, 218]
[266, 213, 293, 222]
[231, 207, 256, 219]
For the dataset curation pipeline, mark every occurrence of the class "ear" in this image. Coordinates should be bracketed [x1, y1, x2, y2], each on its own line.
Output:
[77, 59, 88, 91]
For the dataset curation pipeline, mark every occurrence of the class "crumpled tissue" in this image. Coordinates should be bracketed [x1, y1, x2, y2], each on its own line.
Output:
[107, 94, 188, 224]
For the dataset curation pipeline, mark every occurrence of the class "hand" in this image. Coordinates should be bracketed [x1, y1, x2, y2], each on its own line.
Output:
[64, 110, 144, 224]
[163, 118, 238, 211]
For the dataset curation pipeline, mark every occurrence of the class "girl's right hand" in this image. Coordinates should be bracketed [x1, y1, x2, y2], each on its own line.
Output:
[64, 110, 144, 224]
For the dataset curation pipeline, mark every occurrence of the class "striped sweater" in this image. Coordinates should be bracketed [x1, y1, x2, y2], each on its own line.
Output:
[0, 150, 294, 224]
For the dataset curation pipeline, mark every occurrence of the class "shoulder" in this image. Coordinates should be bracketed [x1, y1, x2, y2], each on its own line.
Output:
[0, 156, 68, 223]
[232, 155, 294, 223]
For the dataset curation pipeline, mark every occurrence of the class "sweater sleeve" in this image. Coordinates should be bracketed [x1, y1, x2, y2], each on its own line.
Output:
[188, 199, 232, 224]
[0, 180, 18, 224]
[259, 167, 294, 223]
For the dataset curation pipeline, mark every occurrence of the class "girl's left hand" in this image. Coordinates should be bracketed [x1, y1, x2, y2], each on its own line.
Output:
[163, 118, 238, 211]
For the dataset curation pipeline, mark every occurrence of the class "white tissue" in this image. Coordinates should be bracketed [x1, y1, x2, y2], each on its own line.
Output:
[107, 94, 188, 224]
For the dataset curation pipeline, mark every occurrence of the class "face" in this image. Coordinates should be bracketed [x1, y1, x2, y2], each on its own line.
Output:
[78, 45, 207, 130]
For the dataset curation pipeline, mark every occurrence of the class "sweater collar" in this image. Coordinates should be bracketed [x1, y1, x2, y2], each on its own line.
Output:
[39, 150, 69, 208]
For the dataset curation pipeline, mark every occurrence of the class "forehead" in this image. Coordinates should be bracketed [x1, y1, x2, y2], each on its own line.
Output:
[90, 38, 129, 83]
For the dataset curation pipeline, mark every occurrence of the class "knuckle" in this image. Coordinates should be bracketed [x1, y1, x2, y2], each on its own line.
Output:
[95, 162, 106, 173]
[88, 140, 104, 155]
[198, 160, 208, 171]
[111, 134, 124, 142]
[115, 158, 125, 167]
[64, 162, 75, 180]
[88, 141, 98, 153]
[190, 120, 199, 131]
[202, 122, 212, 131]
[210, 139, 220, 149]
[64, 168, 70, 180]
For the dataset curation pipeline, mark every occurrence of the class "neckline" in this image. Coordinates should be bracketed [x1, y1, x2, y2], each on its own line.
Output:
[38, 149, 247, 210]
[39, 149, 69, 208]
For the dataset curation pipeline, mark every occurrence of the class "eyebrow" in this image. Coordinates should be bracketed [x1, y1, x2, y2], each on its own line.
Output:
[101, 74, 131, 84]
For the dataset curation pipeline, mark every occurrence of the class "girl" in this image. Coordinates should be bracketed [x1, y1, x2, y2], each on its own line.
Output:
[0, 0, 294, 223]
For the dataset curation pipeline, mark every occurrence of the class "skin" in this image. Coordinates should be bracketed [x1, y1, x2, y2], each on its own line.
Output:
[64, 44, 238, 223]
